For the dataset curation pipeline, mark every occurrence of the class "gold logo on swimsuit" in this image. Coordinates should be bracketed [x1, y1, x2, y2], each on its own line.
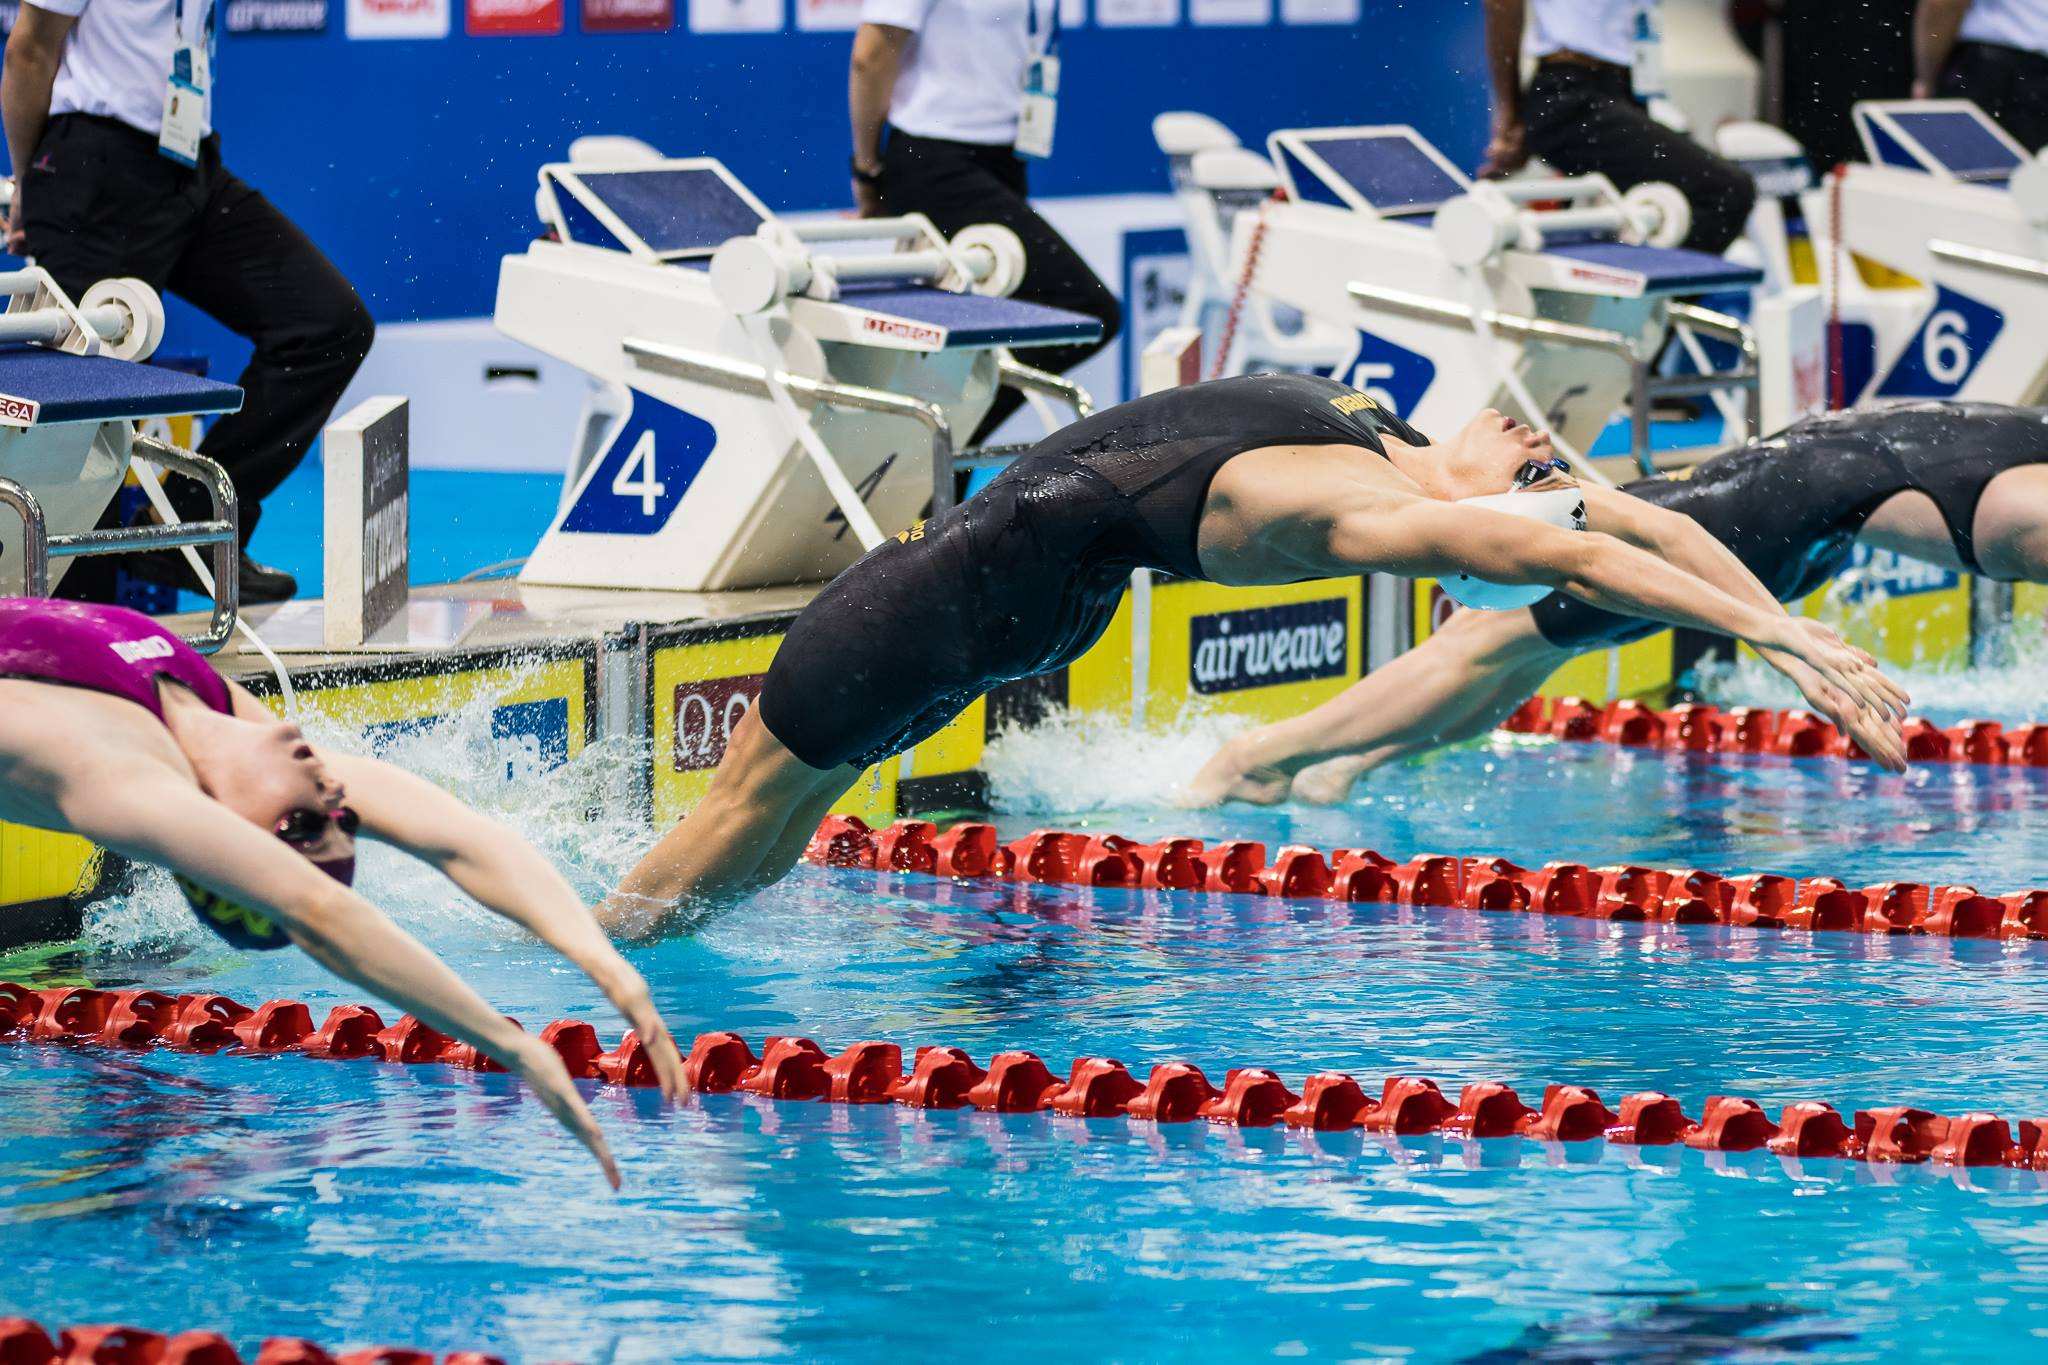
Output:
[895, 520, 927, 544]
[1329, 391, 1379, 417]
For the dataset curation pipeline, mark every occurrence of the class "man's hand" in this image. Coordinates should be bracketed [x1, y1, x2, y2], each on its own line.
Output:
[852, 176, 885, 218]
[1480, 119, 1528, 179]
[510, 1037, 623, 1189]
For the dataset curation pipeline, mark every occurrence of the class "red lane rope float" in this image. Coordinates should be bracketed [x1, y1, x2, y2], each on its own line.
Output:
[1498, 695, 2048, 768]
[0, 1318, 504, 1365]
[806, 816, 2048, 942]
[4, 984, 2044, 1173]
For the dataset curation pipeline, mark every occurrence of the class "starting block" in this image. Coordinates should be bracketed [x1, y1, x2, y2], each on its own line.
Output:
[0, 263, 244, 649]
[1231, 124, 1769, 473]
[494, 152, 1102, 593]
[1799, 100, 2048, 407]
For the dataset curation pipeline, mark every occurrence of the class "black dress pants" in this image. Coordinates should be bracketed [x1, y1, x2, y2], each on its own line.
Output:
[20, 114, 374, 540]
[1522, 62, 1758, 255]
[1940, 41, 2048, 152]
[879, 128, 1121, 442]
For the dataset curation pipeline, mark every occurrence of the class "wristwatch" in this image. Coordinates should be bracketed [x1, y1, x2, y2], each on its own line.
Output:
[851, 158, 884, 185]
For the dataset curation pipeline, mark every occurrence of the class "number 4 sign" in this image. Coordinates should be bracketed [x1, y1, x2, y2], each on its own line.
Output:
[611, 430, 667, 517]
[561, 389, 718, 534]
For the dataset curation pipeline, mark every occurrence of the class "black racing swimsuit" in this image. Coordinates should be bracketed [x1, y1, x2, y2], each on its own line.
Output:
[1531, 401, 2048, 649]
[757, 373, 1426, 771]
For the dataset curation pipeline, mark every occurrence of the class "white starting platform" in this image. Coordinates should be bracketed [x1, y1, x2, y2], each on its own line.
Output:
[494, 150, 1102, 594]
[1222, 124, 1787, 474]
[0, 265, 245, 649]
[1800, 100, 2048, 407]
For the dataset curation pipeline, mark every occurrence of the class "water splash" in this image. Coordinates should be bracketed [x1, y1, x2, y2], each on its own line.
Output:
[983, 707, 1244, 814]
[86, 658, 660, 954]
[1693, 615, 2048, 724]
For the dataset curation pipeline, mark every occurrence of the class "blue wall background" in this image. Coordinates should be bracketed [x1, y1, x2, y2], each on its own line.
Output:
[160, 2, 1487, 376]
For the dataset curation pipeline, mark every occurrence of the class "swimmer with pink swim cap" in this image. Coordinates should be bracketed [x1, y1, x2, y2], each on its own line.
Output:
[0, 597, 686, 1187]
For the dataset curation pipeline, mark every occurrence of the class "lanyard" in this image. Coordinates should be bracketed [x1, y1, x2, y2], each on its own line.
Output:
[171, 0, 217, 72]
[1026, 0, 1059, 60]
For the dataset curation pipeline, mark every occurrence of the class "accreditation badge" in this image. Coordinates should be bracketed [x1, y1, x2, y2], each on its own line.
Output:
[1015, 54, 1060, 160]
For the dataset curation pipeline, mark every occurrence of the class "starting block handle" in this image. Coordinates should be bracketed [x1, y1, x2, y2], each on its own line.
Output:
[790, 216, 932, 245]
[0, 303, 125, 348]
[1492, 175, 1611, 205]
[830, 249, 952, 284]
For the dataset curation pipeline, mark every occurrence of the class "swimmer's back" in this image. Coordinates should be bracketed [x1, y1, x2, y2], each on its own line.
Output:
[1531, 402, 2048, 648]
[986, 371, 1429, 579]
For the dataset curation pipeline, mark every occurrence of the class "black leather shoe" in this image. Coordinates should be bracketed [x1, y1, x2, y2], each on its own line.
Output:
[123, 550, 299, 604]
[237, 557, 298, 604]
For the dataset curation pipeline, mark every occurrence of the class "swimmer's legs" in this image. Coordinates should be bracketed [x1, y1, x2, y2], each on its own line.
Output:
[1291, 654, 1560, 804]
[600, 707, 859, 940]
[1180, 607, 1565, 807]
[1970, 465, 2048, 582]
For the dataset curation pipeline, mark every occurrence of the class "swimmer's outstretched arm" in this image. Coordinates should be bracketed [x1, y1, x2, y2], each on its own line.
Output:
[1329, 496, 1912, 768]
[313, 749, 689, 1099]
[1577, 486, 1911, 769]
[58, 772, 626, 1187]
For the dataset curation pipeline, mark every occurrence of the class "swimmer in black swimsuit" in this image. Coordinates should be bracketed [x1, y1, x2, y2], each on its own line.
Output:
[1187, 400, 2048, 806]
[602, 374, 1909, 933]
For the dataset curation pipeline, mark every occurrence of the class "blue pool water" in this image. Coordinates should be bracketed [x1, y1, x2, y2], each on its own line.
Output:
[7, 697, 2048, 1361]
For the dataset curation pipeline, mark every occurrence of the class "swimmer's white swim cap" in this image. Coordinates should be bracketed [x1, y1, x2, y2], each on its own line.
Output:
[1439, 487, 1588, 611]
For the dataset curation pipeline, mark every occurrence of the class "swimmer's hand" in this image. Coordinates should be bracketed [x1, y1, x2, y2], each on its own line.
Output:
[1756, 621, 1911, 772]
[512, 1036, 623, 1189]
[595, 961, 689, 1101]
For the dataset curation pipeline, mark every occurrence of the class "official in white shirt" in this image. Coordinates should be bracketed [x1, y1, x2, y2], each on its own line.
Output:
[1915, 0, 2048, 149]
[1480, 0, 1755, 254]
[849, 0, 1119, 443]
[1, 0, 373, 604]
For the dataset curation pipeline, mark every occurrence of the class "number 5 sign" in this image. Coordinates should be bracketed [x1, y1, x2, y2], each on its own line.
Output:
[1876, 285, 2004, 399]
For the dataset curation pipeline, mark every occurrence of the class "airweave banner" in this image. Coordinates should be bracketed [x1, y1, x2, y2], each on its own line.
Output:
[1189, 597, 1348, 694]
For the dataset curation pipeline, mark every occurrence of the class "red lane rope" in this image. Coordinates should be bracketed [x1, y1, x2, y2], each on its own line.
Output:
[806, 817, 2048, 942]
[2, 984, 2042, 1171]
[1498, 695, 2048, 768]
[0, 1318, 503, 1365]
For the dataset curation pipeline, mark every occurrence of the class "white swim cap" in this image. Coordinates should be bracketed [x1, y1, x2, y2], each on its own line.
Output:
[1439, 487, 1588, 611]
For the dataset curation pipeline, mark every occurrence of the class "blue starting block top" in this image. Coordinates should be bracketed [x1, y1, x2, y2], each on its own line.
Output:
[546, 159, 776, 260]
[833, 282, 1101, 349]
[1549, 242, 1764, 293]
[1269, 127, 1472, 218]
[0, 345, 243, 427]
[1856, 102, 2027, 183]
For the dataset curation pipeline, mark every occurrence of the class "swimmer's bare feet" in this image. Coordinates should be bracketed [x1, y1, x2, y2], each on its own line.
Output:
[1290, 756, 1369, 806]
[1178, 734, 1292, 807]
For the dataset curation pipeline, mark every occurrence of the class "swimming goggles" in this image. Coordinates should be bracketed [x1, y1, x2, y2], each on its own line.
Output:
[276, 805, 360, 849]
[1512, 456, 1572, 489]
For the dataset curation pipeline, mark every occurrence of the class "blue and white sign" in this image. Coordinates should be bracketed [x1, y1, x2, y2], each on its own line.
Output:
[1333, 330, 1434, 416]
[1120, 227, 1192, 400]
[560, 390, 717, 534]
[1874, 285, 2004, 399]
[1833, 543, 1959, 606]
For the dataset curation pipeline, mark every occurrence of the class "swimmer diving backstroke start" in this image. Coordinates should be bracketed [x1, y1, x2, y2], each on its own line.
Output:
[1185, 400, 2048, 808]
[0, 598, 688, 1186]
[600, 373, 1910, 937]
